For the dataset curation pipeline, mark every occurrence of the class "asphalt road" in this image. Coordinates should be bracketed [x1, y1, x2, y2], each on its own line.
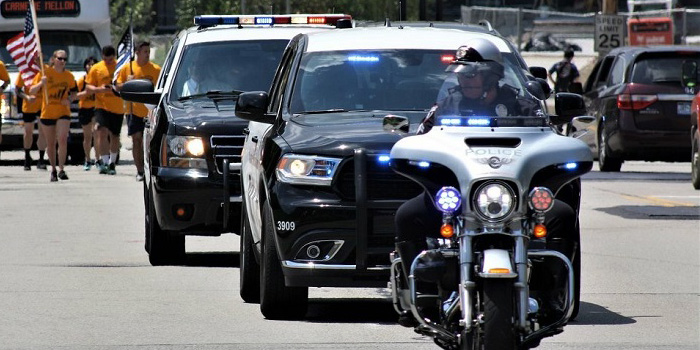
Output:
[0, 145, 697, 349]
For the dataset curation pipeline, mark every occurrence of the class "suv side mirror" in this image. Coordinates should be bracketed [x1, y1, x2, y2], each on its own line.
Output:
[552, 92, 586, 124]
[568, 82, 583, 94]
[120, 79, 160, 105]
[235, 91, 273, 123]
[529, 66, 548, 80]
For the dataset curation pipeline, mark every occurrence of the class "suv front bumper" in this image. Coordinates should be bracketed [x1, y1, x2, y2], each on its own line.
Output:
[269, 149, 422, 288]
[152, 166, 240, 234]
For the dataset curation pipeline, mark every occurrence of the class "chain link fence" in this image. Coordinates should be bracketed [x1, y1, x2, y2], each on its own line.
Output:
[461, 6, 700, 51]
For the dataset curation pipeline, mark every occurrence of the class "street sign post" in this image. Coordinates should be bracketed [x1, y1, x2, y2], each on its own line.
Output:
[595, 14, 626, 55]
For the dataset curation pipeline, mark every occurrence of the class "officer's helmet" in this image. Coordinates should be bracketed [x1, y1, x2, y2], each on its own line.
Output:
[446, 38, 504, 89]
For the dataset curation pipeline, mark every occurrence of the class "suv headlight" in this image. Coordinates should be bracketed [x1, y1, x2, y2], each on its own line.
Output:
[162, 135, 207, 169]
[276, 154, 342, 186]
[473, 181, 515, 221]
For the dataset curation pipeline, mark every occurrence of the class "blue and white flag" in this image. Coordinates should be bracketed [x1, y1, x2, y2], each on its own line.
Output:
[113, 24, 133, 84]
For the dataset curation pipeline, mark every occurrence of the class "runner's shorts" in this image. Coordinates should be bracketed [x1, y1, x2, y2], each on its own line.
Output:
[95, 109, 124, 136]
[40, 116, 70, 126]
[78, 108, 95, 126]
[126, 114, 146, 136]
[22, 112, 39, 123]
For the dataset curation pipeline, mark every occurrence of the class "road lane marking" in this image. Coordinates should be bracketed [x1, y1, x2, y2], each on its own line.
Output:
[620, 194, 698, 207]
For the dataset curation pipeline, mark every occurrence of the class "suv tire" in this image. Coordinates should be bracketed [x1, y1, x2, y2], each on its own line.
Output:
[240, 200, 260, 303]
[692, 132, 700, 190]
[146, 189, 186, 266]
[598, 124, 622, 172]
[260, 200, 308, 320]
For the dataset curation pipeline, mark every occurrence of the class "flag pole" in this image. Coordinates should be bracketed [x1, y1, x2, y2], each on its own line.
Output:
[128, 6, 134, 116]
[27, 0, 47, 105]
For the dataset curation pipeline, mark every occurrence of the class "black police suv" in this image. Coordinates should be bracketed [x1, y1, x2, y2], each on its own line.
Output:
[118, 14, 352, 265]
[234, 25, 550, 319]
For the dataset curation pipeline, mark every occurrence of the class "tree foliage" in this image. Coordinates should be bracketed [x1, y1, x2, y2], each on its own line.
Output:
[110, 0, 155, 44]
[173, 0, 418, 29]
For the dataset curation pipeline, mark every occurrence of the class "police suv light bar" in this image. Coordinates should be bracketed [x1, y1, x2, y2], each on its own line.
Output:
[194, 14, 352, 27]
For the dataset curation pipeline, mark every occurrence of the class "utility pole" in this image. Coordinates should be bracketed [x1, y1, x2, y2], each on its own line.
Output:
[419, 0, 426, 21]
[603, 0, 618, 15]
[400, 0, 406, 21]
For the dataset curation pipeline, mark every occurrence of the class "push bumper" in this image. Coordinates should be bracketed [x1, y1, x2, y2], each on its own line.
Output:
[152, 167, 239, 234]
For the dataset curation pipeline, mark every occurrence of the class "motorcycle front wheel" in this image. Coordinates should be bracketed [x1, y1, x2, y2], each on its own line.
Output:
[481, 279, 516, 349]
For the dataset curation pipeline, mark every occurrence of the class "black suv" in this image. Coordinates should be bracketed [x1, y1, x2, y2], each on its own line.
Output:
[119, 14, 351, 265]
[234, 24, 552, 319]
[570, 46, 700, 171]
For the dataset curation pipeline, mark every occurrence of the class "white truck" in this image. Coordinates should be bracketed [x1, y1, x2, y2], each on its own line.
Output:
[0, 0, 110, 162]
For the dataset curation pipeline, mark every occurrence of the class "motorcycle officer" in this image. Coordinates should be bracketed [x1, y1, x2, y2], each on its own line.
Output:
[395, 38, 576, 327]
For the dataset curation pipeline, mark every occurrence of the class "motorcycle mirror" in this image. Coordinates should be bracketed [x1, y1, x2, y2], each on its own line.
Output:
[383, 114, 410, 134]
[537, 78, 552, 99]
[525, 80, 546, 100]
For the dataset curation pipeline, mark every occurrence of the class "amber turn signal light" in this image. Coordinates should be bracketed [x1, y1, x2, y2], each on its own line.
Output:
[533, 224, 547, 238]
[440, 223, 454, 238]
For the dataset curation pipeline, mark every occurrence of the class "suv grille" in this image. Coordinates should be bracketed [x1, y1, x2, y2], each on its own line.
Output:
[334, 158, 422, 201]
[210, 135, 245, 174]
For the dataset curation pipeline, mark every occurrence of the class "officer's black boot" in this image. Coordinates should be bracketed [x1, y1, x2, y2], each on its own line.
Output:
[395, 240, 427, 327]
[541, 238, 572, 325]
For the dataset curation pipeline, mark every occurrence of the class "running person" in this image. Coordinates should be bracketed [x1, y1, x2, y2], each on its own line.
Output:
[0, 59, 9, 156]
[29, 50, 77, 182]
[86, 46, 124, 175]
[15, 55, 48, 171]
[76, 57, 98, 170]
[115, 41, 161, 181]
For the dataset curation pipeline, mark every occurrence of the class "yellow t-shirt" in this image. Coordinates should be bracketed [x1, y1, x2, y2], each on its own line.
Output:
[85, 60, 124, 114]
[32, 66, 77, 120]
[116, 61, 161, 118]
[14, 74, 42, 114]
[0, 60, 9, 85]
[76, 75, 95, 109]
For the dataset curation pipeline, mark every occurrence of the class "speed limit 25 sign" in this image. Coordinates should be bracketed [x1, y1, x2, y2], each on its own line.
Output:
[595, 14, 625, 54]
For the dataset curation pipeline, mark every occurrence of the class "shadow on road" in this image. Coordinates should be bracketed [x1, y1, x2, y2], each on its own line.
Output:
[583, 171, 690, 182]
[185, 251, 238, 267]
[305, 297, 398, 324]
[570, 301, 636, 325]
[596, 205, 700, 220]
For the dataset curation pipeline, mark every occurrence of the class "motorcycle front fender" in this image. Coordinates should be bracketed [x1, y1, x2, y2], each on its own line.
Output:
[478, 249, 518, 278]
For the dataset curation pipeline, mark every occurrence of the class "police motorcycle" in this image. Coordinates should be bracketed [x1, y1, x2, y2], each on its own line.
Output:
[386, 41, 592, 349]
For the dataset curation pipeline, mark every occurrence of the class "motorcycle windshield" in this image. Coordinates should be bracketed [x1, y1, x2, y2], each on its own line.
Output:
[433, 69, 545, 123]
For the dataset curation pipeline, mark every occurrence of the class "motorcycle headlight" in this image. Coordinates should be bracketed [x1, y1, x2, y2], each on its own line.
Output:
[276, 154, 342, 186]
[435, 186, 461, 214]
[473, 181, 515, 221]
[162, 136, 207, 169]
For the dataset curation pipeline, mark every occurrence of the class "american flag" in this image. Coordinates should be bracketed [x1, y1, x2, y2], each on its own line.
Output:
[113, 25, 134, 84]
[5, 4, 40, 87]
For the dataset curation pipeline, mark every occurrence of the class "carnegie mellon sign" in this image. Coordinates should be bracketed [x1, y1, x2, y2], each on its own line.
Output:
[1, 0, 81, 18]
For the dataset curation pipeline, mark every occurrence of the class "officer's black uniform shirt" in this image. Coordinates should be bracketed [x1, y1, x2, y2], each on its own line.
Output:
[417, 85, 542, 134]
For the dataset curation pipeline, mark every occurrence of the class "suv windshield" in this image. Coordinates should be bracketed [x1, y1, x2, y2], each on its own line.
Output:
[631, 55, 700, 85]
[170, 39, 289, 101]
[290, 49, 531, 114]
[0, 30, 101, 72]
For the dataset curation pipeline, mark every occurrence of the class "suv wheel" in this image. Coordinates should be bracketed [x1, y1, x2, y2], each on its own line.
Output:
[598, 124, 622, 172]
[146, 189, 186, 266]
[692, 134, 700, 190]
[240, 200, 260, 303]
[259, 200, 308, 319]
